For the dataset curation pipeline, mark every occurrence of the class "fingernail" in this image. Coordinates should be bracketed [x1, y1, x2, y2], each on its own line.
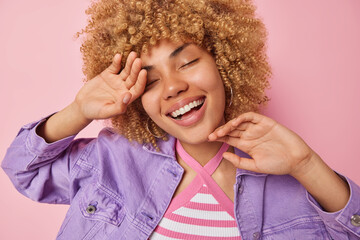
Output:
[123, 94, 131, 104]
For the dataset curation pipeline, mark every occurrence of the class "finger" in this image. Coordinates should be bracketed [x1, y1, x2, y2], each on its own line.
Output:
[218, 122, 252, 137]
[208, 121, 251, 141]
[209, 129, 243, 142]
[119, 52, 137, 79]
[124, 58, 142, 89]
[100, 93, 130, 117]
[233, 122, 252, 131]
[227, 129, 244, 138]
[113, 92, 132, 114]
[129, 69, 147, 99]
[213, 135, 245, 148]
[223, 152, 258, 172]
[121, 92, 132, 105]
[209, 118, 240, 140]
[107, 54, 122, 74]
[233, 112, 265, 126]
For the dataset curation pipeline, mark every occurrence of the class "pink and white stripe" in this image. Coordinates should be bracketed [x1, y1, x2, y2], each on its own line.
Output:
[149, 185, 241, 239]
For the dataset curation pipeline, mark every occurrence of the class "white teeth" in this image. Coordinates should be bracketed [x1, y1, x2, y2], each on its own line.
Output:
[170, 98, 205, 118]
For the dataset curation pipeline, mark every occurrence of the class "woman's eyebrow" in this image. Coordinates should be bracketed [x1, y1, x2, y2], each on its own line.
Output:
[142, 43, 192, 71]
[169, 42, 191, 58]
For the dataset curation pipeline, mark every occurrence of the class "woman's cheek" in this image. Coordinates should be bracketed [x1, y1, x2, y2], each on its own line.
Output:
[140, 92, 152, 116]
[191, 69, 223, 91]
[141, 89, 161, 117]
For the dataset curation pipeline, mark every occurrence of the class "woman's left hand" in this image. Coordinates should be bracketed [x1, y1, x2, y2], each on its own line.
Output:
[208, 112, 315, 176]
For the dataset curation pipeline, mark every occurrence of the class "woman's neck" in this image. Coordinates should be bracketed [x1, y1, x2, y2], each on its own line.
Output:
[178, 140, 225, 167]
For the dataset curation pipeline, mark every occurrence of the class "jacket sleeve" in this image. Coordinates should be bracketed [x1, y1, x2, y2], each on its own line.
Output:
[307, 175, 360, 239]
[1, 115, 95, 205]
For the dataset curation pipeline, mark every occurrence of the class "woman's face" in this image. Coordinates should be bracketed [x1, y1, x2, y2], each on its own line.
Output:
[140, 40, 226, 144]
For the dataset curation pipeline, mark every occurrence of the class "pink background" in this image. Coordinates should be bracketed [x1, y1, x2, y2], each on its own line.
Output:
[0, 0, 359, 239]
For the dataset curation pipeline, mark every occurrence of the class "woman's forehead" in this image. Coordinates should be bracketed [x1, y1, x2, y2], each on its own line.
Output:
[141, 40, 185, 56]
[141, 39, 208, 58]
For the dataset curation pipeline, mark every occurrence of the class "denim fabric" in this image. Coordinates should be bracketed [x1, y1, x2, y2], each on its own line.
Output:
[2, 116, 360, 239]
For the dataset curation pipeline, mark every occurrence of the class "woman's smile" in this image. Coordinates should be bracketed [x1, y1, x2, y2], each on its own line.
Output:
[166, 96, 206, 126]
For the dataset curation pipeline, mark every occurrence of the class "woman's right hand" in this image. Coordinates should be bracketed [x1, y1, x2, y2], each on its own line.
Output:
[74, 52, 147, 121]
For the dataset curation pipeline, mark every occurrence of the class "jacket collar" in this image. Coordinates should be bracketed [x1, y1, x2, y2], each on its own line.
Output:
[142, 134, 177, 160]
[236, 168, 268, 177]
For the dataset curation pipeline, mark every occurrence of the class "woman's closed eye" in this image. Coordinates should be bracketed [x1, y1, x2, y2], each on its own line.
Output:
[179, 58, 199, 69]
[146, 79, 159, 88]
[145, 58, 199, 88]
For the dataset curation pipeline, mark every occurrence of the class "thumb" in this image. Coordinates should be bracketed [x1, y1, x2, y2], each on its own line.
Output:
[223, 152, 257, 172]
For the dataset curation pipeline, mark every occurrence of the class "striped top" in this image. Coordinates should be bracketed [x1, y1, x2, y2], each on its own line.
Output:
[149, 140, 241, 240]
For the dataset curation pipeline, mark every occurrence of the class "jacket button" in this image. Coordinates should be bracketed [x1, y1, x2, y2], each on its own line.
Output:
[86, 204, 97, 214]
[351, 214, 360, 227]
[253, 232, 260, 240]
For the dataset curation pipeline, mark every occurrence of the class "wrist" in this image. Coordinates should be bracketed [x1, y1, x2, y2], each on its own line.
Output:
[290, 150, 350, 212]
[290, 150, 320, 181]
[68, 101, 93, 126]
[37, 102, 92, 143]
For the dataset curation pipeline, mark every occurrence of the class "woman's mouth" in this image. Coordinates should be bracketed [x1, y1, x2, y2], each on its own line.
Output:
[166, 96, 207, 127]
[169, 98, 205, 120]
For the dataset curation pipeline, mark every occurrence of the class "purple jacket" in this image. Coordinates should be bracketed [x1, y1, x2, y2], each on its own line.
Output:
[2, 116, 360, 239]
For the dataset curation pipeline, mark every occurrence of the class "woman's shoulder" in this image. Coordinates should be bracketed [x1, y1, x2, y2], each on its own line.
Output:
[96, 127, 130, 144]
[96, 128, 176, 155]
[84, 129, 176, 169]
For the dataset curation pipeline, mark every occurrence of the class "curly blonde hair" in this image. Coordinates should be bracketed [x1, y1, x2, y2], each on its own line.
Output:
[78, 0, 271, 149]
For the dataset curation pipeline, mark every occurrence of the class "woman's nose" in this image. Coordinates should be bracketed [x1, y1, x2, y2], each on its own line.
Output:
[162, 76, 188, 100]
